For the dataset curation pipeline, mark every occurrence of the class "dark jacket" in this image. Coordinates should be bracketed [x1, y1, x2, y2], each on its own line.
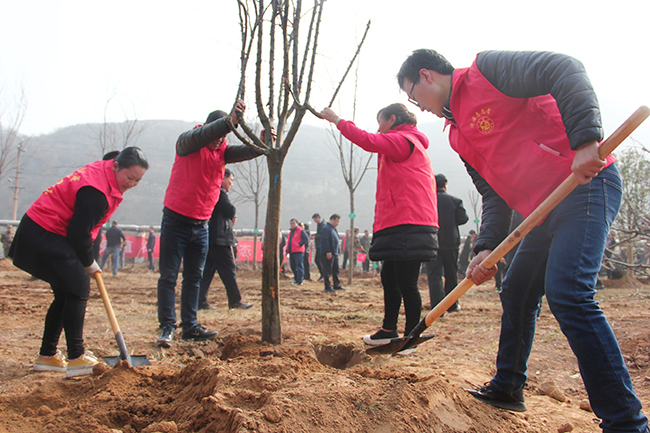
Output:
[209, 188, 236, 247]
[320, 222, 340, 255]
[105, 225, 125, 248]
[147, 232, 156, 250]
[436, 189, 469, 250]
[176, 118, 263, 162]
[369, 224, 438, 262]
[450, 51, 603, 254]
[314, 220, 325, 250]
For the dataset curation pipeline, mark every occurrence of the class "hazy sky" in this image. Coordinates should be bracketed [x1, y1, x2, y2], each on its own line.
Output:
[1, 0, 649, 147]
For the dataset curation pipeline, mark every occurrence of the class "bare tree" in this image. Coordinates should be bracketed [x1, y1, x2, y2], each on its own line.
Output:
[0, 84, 28, 184]
[325, 62, 374, 283]
[231, 151, 268, 270]
[89, 91, 147, 157]
[610, 145, 650, 278]
[467, 188, 481, 233]
[232, 0, 370, 343]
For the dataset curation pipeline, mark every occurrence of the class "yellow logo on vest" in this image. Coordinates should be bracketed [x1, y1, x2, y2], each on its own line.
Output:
[470, 108, 494, 134]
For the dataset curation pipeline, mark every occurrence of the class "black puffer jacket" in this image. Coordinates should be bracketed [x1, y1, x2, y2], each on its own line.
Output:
[208, 188, 236, 247]
[451, 51, 604, 254]
[369, 224, 438, 262]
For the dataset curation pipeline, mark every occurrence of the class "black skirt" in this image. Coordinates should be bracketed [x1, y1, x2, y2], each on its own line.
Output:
[10, 215, 91, 299]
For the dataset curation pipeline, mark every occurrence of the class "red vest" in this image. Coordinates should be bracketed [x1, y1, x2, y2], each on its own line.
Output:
[163, 142, 227, 220]
[447, 60, 615, 218]
[26, 159, 123, 240]
[373, 127, 438, 232]
[288, 226, 305, 253]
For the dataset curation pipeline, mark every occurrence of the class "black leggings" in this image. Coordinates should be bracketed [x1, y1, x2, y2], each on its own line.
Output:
[381, 259, 422, 335]
[11, 215, 90, 359]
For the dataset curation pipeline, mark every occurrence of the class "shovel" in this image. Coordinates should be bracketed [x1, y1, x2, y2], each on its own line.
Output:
[368, 105, 650, 356]
[93, 272, 151, 367]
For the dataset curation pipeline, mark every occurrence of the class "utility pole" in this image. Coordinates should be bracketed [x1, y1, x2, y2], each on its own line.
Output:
[11, 143, 23, 220]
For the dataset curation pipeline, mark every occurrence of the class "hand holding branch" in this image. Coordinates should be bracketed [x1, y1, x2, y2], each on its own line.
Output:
[320, 107, 341, 126]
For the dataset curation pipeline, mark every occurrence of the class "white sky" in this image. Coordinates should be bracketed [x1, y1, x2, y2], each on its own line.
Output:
[1, 0, 649, 147]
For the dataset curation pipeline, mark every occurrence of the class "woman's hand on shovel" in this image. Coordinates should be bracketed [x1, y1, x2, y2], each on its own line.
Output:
[466, 249, 498, 285]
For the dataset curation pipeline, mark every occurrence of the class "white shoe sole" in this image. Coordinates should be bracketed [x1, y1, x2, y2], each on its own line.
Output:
[33, 363, 67, 373]
[66, 364, 98, 378]
[362, 335, 398, 346]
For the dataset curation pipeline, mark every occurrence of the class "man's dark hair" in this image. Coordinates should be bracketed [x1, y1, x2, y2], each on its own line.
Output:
[115, 147, 149, 170]
[435, 173, 448, 189]
[224, 168, 233, 178]
[377, 103, 417, 128]
[469, 230, 476, 235]
[206, 110, 228, 124]
[312, 213, 321, 219]
[330, 213, 341, 221]
[397, 49, 454, 90]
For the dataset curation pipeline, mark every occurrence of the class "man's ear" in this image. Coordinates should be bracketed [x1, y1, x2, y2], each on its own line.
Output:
[419, 68, 432, 83]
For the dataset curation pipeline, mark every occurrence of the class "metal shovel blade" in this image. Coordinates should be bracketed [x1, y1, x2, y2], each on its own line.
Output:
[102, 355, 151, 368]
[365, 334, 435, 355]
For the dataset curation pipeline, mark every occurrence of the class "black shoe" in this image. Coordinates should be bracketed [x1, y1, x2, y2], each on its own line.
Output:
[157, 325, 175, 348]
[463, 382, 526, 412]
[317, 277, 324, 282]
[198, 303, 217, 311]
[229, 301, 253, 310]
[334, 286, 344, 291]
[181, 324, 217, 342]
[323, 287, 336, 293]
[447, 303, 461, 313]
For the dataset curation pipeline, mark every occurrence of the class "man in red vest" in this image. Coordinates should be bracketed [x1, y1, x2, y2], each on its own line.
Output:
[286, 218, 309, 285]
[156, 100, 262, 348]
[398, 50, 647, 432]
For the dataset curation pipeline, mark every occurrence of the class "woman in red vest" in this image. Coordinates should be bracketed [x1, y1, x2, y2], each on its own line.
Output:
[9, 147, 148, 377]
[320, 103, 439, 354]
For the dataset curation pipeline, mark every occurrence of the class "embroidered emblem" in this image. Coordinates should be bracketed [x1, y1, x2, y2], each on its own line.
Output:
[470, 108, 494, 134]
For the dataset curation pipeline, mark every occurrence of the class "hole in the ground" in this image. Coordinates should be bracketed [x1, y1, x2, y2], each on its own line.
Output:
[313, 343, 370, 370]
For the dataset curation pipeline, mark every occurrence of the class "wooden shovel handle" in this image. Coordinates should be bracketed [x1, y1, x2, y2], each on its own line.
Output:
[422, 105, 650, 328]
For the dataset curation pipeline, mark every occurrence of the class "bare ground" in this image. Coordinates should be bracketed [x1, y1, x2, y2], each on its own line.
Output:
[1, 258, 649, 433]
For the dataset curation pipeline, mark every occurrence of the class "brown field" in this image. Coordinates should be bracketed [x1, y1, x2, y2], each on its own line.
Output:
[1, 258, 649, 433]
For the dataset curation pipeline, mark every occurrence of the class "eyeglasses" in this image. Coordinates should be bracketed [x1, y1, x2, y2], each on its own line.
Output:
[407, 80, 422, 109]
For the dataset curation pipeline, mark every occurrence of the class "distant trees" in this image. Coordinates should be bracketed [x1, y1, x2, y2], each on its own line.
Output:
[610, 144, 650, 278]
[325, 60, 373, 283]
[231, 150, 268, 270]
[0, 84, 30, 219]
[0, 84, 28, 185]
[89, 91, 146, 157]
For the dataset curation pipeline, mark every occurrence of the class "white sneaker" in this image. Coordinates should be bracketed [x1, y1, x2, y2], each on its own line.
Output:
[66, 352, 100, 377]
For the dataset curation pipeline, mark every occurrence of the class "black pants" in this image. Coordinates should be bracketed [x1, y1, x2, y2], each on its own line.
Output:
[10, 215, 88, 359]
[322, 253, 341, 290]
[148, 250, 155, 271]
[303, 250, 311, 280]
[425, 248, 460, 310]
[314, 249, 324, 278]
[199, 245, 242, 307]
[381, 259, 422, 336]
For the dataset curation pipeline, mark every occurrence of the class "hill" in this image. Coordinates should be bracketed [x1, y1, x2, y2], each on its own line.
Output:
[1, 119, 477, 235]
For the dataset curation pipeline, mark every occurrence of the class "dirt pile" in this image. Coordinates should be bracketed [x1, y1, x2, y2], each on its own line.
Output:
[1, 259, 649, 432]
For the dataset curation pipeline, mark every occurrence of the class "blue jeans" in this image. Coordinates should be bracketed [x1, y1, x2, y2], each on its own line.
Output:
[494, 164, 647, 433]
[100, 245, 120, 276]
[156, 215, 209, 332]
[290, 252, 304, 283]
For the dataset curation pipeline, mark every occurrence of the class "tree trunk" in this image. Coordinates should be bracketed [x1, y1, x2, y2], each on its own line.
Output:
[261, 150, 284, 344]
[348, 190, 355, 285]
